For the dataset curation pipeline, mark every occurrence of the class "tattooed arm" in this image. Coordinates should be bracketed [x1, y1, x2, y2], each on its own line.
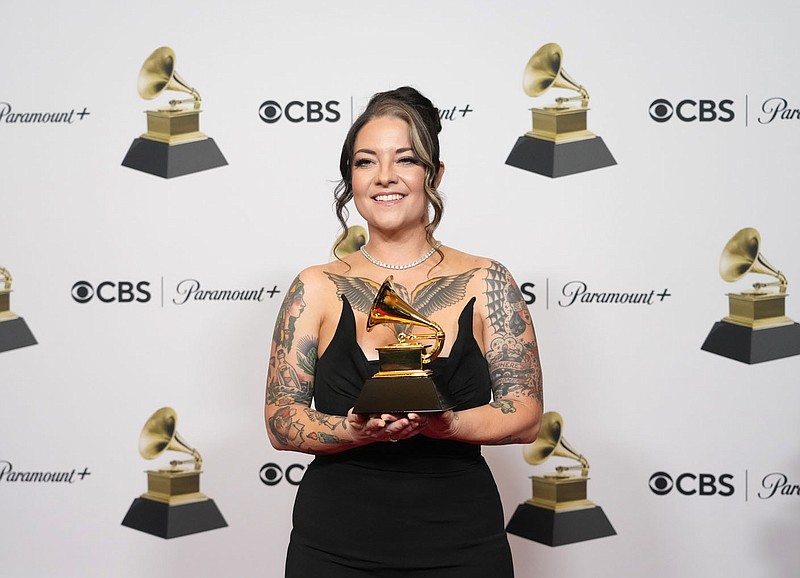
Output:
[422, 261, 543, 445]
[265, 271, 416, 454]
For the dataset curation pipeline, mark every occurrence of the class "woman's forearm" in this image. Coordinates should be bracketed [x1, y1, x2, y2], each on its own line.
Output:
[445, 400, 542, 445]
[265, 404, 358, 455]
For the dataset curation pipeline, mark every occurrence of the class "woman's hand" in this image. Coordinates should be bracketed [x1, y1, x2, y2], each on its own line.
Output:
[409, 410, 459, 440]
[345, 409, 424, 443]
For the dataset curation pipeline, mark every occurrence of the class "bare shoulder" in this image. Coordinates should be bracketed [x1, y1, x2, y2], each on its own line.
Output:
[437, 246, 519, 289]
[438, 250, 525, 317]
[438, 245, 493, 272]
[290, 261, 351, 307]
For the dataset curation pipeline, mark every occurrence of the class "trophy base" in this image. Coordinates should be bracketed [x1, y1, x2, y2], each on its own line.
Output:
[0, 316, 37, 353]
[701, 321, 800, 364]
[506, 502, 616, 546]
[121, 496, 227, 539]
[121, 137, 227, 179]
[353, 375, 456, 415]
[505, 134, 616, 178]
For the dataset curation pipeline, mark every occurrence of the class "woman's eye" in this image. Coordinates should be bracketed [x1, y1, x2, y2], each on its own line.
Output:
[353, 158, 373, 167]
[398, 157, 419, 165]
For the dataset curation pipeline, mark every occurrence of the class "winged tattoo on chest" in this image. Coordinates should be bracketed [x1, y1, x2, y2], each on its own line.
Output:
[325, 269, 480, 339]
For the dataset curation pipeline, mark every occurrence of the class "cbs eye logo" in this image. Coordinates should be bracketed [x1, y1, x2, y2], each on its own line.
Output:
[71, 281, 151, 304]
[649, 471, 735, 496]
[259, 462, 305, 486]
[258, 100, 341, 124]
[648, 98, 735, 123]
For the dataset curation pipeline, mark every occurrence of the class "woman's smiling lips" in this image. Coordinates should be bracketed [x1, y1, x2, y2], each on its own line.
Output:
[372, 193, 405, 202]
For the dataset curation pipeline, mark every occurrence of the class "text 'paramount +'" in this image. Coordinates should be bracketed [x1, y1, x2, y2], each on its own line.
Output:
[173, 279, 281, 305]
[0, 102, 91, 124]
[0, 460, 91, 484]
[559, 281, 672, 307]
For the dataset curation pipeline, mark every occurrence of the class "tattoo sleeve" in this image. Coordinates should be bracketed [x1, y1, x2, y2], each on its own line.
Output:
[483, 261, 543, 407]
[266, 276, 354, 451]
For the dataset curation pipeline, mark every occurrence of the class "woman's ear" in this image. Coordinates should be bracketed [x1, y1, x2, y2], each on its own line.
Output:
[434, 161, 445, 188]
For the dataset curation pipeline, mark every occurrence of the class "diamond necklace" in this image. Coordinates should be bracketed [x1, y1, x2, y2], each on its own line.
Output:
[360, 242, 442, 270]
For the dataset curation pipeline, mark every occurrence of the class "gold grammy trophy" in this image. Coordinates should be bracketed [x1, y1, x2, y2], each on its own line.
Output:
[352, 276, 456, 414]
[121, 407, 227, 538]
[506, 43, 616, 178]
[702, 227, 800, 363]
[121, 46, 227, 178]
[506, 411, 615, 546]
[0, 266, 37, 353]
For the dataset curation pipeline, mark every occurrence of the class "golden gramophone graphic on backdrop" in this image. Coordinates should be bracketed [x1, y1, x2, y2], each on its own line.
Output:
[121, 407, 227, 539]
[0, 266, 37, 354]
[332, 225, 368, 259]
[506, 411, 615, 546]
[701, 227, 800, 363]
[352, 276, 455, 414]
[506, 43, 616, 178]
[121, 47, 227, 178]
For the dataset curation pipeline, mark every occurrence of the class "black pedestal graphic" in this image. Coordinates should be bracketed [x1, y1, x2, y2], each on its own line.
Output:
[121, 138, 227, 179]
[506, 502, 616, 546]
[0, 317, 37, 353]
[505, 135, 616, 178]
[701, 321, 800, 364]
[353, 375, 455, 414]
[121, 498, 227, 539]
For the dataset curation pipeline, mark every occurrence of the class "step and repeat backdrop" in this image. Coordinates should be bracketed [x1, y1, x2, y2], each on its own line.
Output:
[2, 1, 799, 576]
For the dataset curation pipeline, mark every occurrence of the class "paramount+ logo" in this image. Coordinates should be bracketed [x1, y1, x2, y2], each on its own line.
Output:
[259, 100, 341, 124]
[648, 98, 735, 123]
[649, 471, 734, 497]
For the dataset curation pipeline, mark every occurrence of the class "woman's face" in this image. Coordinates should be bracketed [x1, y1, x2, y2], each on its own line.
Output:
[351, 116, 430, 235]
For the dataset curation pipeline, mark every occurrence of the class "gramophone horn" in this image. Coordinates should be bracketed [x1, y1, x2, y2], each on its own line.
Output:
[333, 225, 368, 259]
[720, 227, 787, 286]
[523, 43, 589, 103]
[524, 411, 589, 473]
[1, 266, 11, 291]
[137, 47, 201, 103]
[367, 276, 445, 362]
[138, 407, 202, 467]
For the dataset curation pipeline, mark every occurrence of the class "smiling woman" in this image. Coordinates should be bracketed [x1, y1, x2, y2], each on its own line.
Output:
[348, 116, 435, 240]
[264, 87, 543, 577]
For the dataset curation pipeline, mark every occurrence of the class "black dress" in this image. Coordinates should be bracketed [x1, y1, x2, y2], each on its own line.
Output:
[285, 296, 514, 577]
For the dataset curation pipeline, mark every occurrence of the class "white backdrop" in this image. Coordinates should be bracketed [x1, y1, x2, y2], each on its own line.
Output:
[2, 1, 799, 577]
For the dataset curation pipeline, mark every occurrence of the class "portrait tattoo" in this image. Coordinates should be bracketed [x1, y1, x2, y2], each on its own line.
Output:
[273, 277, 306, 353]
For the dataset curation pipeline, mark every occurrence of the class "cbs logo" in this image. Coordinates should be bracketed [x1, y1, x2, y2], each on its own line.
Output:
[258, 100, 341, 124]
[649, 471, 734, 496]
[648, 99, 735, 123]
[71, 281, 151, 304]
[259, 462, 305, 486]
[520, 282, 537, 305]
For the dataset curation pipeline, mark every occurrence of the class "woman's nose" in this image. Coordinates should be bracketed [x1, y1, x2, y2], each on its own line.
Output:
[375, 162, 397, 185]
